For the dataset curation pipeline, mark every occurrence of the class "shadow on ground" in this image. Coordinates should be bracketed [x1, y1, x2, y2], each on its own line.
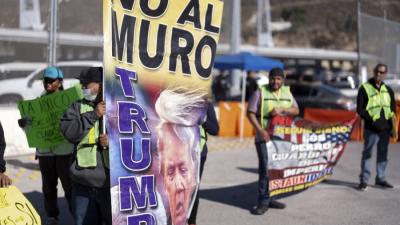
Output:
[199, 181, 258, 211]
[24, 191, 73, 225]
[237, 167, 258, 174]
[7, 159, 40, 171]
[322, 179, 359, 189]
[202, 168, 360, 210]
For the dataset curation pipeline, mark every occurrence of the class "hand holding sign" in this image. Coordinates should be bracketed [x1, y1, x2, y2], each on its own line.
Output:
[95, 101, 106, 118]
[0, 173, 11, 187]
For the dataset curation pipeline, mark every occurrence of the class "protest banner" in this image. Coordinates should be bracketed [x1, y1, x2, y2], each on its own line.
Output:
[0, 186, 41, 225]
[103, 0, 223, 224]
[17, 84, 82, 149]
[266, 116, 356, 197]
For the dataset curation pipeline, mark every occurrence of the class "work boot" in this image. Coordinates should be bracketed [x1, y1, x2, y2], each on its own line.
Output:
[358, 183, 368, 191]
[251, 203, 269, 215]
[375, 180, 394, 189]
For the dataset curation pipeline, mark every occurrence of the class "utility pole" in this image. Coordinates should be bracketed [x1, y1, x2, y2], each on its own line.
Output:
[357, 0, 363, 83]
[383, 10, 387, 70]
[257, 0, 273, 47]
[230, 0, 241, 54]
[48, 0, 58, 66]
[230, 0, 242, 96]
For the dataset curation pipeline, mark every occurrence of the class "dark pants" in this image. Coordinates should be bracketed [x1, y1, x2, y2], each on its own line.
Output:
[359, 128, 390, 184]
[72, 183, 112, 225]
[38, 155, 73, 218]
[188, 155, 207, 225]
[255, 142, 270, 206]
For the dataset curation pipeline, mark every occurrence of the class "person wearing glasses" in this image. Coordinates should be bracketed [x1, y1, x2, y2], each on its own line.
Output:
[18, 66, 74, 225]
[357, 63, 397, 191]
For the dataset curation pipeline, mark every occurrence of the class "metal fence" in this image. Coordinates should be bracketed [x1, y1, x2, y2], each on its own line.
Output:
[359, 13, 400, 80]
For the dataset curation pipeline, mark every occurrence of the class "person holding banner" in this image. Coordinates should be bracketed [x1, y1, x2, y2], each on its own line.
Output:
[18, 66, 73, 225]
[188, 102, 219, 225]
[0, 121, 12, 188]
[247, 67, 299, 215]
[357, 63, 397, 191]
[60, 67, 111, 225]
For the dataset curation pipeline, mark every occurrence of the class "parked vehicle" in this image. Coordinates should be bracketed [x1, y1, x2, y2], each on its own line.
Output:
[0, 62, 45, 80]
[0, 61, 102, 104]
[288, 81, 357, 116]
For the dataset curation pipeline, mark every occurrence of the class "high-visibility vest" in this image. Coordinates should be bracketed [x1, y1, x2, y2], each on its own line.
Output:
[76, 103, 109, 169]
[200, 126, 206, 151]
[362, 83, 394, 121]
[260, 85, 293, 129]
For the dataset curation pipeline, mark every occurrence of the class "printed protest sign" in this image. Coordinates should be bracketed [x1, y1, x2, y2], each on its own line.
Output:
[18, 84, 82, 148]
[266, 116, 356, 197]
[103, 0, 223, 224]
[0, 186, 41, 225]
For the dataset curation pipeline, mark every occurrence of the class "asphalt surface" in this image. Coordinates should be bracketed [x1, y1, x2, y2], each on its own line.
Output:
[3, 140, 400, 225]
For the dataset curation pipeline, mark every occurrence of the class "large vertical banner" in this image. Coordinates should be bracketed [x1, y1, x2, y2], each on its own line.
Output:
[103, 1, 223, 225]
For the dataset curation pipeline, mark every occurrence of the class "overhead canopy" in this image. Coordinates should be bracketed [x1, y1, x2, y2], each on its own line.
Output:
[213, 52, 284, 71]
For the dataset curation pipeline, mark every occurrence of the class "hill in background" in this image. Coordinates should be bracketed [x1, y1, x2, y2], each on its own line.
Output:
[1, 0, 400, 51]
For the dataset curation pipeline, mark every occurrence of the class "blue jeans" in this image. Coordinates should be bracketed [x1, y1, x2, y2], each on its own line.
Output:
[256, 142, 270, 206]
[72, 183, 111, 225]
[359, 128, 390, 184]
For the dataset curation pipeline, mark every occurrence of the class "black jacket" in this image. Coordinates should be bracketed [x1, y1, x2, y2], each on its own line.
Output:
[357, 78, 396, 133]
[0, 122, 6, 173]
[201, 103, 219, 157]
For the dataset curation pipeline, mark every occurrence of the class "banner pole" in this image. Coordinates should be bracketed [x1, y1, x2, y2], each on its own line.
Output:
[240, 70, 247, 142]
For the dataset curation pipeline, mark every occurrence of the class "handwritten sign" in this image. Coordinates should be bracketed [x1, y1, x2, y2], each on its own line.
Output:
[0, 186, 41, 225]
[18, 84, 83, 148]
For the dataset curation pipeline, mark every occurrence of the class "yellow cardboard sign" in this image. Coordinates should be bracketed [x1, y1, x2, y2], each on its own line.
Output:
[0, 186, 41, 225]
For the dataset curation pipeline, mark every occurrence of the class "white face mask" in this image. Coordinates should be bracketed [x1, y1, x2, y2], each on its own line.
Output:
[83, 88, 97, 101]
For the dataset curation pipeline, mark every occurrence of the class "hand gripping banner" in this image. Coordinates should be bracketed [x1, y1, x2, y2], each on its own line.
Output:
[103, 1, 223, 225]
[266, 116, 357, 197]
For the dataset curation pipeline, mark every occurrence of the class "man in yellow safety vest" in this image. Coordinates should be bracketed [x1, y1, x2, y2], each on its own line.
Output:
[247, 67, 299, 215]
[357, 63, 397, 191]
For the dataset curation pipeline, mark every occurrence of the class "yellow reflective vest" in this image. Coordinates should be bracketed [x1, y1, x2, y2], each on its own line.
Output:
[260, 85, 293, 129]
[200, 126, 206, 151]
[362, 83, 394, 121]
[76, 103, 109, 169]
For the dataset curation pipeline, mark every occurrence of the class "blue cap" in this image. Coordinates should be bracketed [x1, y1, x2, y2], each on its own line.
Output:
[43, 66, 64, 79]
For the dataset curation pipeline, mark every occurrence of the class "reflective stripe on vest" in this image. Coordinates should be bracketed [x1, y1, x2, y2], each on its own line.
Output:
[362, 83, 394, 121]
[76, 103, 109, 169]
[260, 85, 293, 129]
[200, 126, 206, 151]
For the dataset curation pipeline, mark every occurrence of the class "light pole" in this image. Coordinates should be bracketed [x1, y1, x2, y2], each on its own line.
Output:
[230, 0, 242, 97]
[230, 0, 241, 54]
[257, 0, 273, 47]
[357, 0, 362, 84]
[48, 0, 58, 66]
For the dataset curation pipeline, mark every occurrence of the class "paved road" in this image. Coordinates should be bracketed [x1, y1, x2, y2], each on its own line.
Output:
[4, 140, 400, 225]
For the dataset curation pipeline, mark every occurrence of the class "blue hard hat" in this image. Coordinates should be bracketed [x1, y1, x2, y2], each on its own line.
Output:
[43, 66, 64, 79]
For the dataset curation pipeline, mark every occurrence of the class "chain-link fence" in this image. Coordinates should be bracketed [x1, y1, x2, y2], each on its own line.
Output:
[360, 13, 400, 81]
